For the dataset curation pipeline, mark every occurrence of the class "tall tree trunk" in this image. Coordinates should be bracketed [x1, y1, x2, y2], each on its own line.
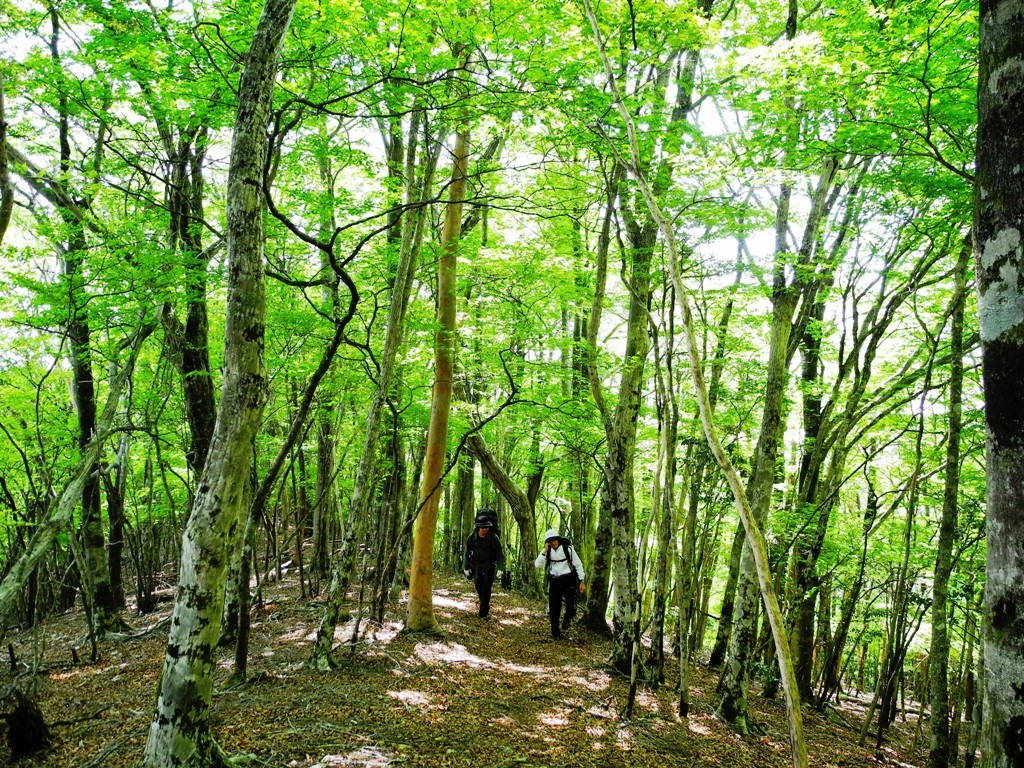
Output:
[140, 0, 293, 763]
[48, 10, 123, 636]
[311, 415, 336, 577]
[0, 74, 13, 246]
[927, 240, 967, 768]
[647, 329, 678, 686]
[710, 524, 745, 668]
[976, 4, 1024, 765]
[578, 174, 617, 633]
[101, 434, 131, 609]
[604, 213, 655, 675]
[405, 126, 469, 633]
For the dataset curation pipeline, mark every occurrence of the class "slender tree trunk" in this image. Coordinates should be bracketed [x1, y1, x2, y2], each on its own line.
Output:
[604, 215, 654, 675]
[647, 350, 677, 686]
[0, 73, 13, 247]
[928, 240, 967, 768]
[579, 175, 617, 633]
[311, 415, 336, 576]
[140, 1, 293, 763]
[710, 524, 745, 668]
[101, 435, 131, 609]
[46, 10, 123, 636]
[975, 5, 1024, 766]
[405, 126, 469, 633]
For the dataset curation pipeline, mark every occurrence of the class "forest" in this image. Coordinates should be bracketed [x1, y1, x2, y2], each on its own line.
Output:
[0, 0, 1022, 766]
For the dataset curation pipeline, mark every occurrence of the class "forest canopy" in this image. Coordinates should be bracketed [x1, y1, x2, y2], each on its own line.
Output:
[0, 0, 1011, 765]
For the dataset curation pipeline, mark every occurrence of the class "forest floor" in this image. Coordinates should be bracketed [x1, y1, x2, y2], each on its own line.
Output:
[0, 570, 929, 768]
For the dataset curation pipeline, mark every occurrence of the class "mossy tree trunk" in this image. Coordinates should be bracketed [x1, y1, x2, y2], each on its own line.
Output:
[975, 3, 1024, 766]
[140, 0, 294, 763]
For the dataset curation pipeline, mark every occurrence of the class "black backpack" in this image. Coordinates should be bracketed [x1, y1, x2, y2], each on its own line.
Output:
[545, 537, 581, 586]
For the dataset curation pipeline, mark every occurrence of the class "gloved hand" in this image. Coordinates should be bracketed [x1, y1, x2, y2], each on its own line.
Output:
[496, 570, 504, 580]
[464, 569, 472, 579]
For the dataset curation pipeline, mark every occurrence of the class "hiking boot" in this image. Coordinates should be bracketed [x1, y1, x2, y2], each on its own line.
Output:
[561, 616, 571, 631]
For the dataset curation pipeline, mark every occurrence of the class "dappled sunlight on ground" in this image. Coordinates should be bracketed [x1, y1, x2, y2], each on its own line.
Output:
[277, 623, 318, 644]
[5, 571, 932, 768]
[413, 641, 488, 666]
[430, 590, 474, 612]
[367, 620, 404, 643]
[564, 666, 611, 692]
[537, 706, 572, 726]
[305, 747, 393, 767]
[387, 689, 443, 711]
[493, 659, 547, 675]
[687, 715, 715, 736]
[615, 724, 636, 750]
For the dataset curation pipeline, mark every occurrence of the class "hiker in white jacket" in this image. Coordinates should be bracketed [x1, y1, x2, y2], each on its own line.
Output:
[534, 529, 586, 639]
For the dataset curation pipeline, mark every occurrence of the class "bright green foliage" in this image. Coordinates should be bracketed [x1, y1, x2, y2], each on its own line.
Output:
[0, 0, 985, 750]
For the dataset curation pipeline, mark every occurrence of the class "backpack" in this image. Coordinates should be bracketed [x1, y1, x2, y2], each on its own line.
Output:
[545, 537, 581, 586]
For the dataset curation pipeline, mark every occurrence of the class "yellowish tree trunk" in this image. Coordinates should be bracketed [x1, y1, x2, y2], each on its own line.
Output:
[405, 127, 469, 633]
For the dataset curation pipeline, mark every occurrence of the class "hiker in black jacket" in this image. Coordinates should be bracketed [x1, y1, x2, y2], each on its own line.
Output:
[463, 510, 505, 618]
[534, 528, 586, 639]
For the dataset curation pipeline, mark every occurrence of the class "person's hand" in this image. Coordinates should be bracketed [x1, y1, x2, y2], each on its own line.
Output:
[578, 581, 586, 594]
[464, 569, 472, 579]
[496, 570, 504, 580]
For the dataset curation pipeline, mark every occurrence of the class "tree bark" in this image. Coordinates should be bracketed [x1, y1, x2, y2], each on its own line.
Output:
[405, 126, 469, 633]
[975, 3, 1024, 766]
[0, 73, 12, 247]
[140, 0, 293, 763]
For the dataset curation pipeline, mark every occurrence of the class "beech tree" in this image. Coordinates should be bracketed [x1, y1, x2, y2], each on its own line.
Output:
[975, 1, 1024, 766]
[141, 0, 295, 763]
[405, 126, 470, 634]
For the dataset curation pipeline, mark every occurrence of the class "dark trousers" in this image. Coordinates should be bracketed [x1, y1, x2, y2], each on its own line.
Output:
[548, 573, 578, 637]
[474, 562, 497, 617]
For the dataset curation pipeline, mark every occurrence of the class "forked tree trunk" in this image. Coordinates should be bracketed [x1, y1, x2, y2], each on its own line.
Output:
[405, 126, 469, 633]
[975, 4, 1024, 766]
[140, 1, 294, 764]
